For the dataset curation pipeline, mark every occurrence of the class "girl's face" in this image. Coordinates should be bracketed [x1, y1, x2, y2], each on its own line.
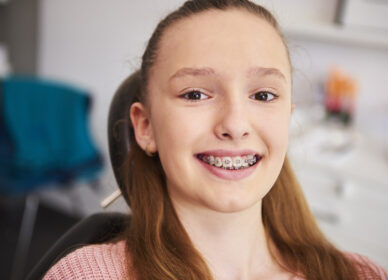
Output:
[131, 9, 293, 213]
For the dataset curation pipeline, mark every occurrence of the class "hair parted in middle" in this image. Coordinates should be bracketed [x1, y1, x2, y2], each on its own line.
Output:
[114, 0, 365, 279]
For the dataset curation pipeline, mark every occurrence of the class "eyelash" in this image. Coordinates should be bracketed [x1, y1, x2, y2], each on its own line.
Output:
[179, 90, 278, 102]
[249, 91, 277, 102]
[180, 90, 210, 101]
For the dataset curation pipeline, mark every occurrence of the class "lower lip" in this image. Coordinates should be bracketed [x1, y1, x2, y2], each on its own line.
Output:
[195, 156, 260, 181]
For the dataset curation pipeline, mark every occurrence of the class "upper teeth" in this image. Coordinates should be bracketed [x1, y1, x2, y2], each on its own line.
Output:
[200, 154, 257, 169]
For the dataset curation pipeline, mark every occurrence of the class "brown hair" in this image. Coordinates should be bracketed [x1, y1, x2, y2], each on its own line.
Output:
[118, 0, 367, 279]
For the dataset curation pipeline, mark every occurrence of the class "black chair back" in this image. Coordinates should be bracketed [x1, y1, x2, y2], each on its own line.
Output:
[26, 212, 129, 280]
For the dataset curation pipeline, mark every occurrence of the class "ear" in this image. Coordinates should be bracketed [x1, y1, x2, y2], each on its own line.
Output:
[129, 102, 157, 153]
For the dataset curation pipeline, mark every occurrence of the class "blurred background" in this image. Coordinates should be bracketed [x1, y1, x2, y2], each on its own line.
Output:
[0, 0, 387, 278]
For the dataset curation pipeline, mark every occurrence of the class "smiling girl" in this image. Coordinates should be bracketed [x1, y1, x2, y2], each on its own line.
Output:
[44, 0, 388, 279]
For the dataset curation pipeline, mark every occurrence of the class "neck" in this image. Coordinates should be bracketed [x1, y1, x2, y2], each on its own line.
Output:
[172, 199, 281, 280]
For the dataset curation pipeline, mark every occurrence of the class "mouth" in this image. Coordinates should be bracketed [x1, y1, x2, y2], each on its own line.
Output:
[196, 153, 262, 170]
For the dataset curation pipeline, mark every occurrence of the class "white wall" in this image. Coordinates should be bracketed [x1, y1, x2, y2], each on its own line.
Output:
[38, 0, 184, 213]
[38, 0, 182, 159]
[37, 0, 388, 213]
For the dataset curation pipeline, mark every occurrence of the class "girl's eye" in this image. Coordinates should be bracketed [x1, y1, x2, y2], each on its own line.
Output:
[250, 91, 277, 102]
[180, 90, 209, 101]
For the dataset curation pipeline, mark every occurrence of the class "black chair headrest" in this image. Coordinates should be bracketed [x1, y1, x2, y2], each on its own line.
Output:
[107, 70, 141, 206]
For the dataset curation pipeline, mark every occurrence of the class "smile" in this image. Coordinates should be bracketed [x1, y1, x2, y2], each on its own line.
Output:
[196, 154, 261, 170]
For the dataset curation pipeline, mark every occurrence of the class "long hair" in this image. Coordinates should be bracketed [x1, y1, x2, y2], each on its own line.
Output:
[117, 1, 366, 279]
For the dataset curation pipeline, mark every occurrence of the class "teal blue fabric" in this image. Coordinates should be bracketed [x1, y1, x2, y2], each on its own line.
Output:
[0, 76, 103, 193]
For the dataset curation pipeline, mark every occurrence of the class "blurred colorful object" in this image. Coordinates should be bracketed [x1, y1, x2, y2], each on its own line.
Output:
[0, 76, 104, 194]
[324, 67, 358, 125]
[0, 76, 104, 280]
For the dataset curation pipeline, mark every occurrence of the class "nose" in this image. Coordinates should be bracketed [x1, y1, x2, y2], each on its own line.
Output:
[214, 95, 251, 141]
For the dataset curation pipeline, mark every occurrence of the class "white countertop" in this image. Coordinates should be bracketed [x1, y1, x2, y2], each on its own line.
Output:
[289, 116, 388, 190]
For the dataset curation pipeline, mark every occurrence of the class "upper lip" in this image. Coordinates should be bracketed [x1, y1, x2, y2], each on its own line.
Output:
[196, 149, 260, 157]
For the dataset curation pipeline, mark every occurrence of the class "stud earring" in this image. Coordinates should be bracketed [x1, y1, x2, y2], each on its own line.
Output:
[145, 144, 154, 157]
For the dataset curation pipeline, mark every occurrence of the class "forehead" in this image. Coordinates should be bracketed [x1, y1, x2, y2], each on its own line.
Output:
[152, 8, 291, 83]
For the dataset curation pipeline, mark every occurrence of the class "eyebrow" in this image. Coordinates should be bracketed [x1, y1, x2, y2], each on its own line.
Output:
[169, 66, 286, 81]
[247, 67, 286, 81]
[169, 67, 216, 81]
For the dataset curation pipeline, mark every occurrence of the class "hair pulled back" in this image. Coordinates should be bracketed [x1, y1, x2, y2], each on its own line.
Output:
[116, 1, 366, 279]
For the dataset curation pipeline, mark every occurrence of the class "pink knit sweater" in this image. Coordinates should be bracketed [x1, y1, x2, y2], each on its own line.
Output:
[43, 241, 128, 280]
[43, 240, 388, 279]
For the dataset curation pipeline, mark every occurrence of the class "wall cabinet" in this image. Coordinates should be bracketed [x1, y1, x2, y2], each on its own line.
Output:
[289, 122, 388, 268]
[284, 21, 388, 51]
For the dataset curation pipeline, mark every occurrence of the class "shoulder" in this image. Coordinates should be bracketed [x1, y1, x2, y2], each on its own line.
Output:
[43, 240, 130, 280]
[346, 252, 388, 280]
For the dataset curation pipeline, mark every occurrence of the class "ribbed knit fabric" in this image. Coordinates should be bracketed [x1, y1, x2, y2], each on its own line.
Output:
[347, 253, 388, 280]
[43, 240, 128, 280]
[43, 240, 388, 280]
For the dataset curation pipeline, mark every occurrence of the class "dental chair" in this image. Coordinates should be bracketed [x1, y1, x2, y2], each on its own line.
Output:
[26, 72, 141, 280]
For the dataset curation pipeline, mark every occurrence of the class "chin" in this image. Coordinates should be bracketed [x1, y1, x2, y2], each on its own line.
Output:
[203, 194, 261, 214]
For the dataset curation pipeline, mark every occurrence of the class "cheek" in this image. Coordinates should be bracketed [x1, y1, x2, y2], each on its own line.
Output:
[151, 105, 208, 156]
[150, 107, 208, 195]
[257, 110, 290, 156]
